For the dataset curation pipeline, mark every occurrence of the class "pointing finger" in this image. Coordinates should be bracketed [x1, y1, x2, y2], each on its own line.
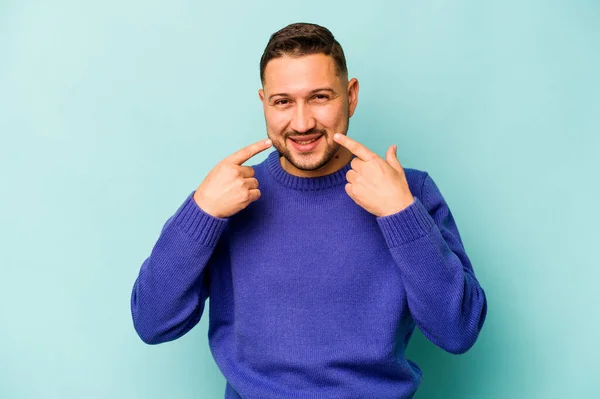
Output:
[333, 133, 377, 162]
[225, 138, 272, 165]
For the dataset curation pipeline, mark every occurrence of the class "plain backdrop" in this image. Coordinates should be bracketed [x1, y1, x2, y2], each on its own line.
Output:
[1, 0, 598, 398]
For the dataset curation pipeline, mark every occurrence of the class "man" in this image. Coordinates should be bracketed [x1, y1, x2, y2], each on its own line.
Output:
[130, 22, 487, 399]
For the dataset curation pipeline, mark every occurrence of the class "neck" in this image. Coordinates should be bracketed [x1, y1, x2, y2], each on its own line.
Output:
[279, 147, 354, 178]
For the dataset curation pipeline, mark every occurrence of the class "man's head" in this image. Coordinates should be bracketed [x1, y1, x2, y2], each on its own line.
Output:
[258, 22, 359, 177]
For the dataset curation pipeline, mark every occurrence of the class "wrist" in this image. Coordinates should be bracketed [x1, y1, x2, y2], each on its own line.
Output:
[379, 196, 415, 217]
[193, 192, 220, 218]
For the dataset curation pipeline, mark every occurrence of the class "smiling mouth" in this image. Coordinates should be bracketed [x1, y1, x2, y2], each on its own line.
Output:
[288, 135, 324, 152]
[290, 136, 321, 144]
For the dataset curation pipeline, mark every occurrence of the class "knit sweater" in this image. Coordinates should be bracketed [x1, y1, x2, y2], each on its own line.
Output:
[130, 149, 487, 399]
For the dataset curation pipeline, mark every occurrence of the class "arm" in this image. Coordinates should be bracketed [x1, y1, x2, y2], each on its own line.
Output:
[130, 190, 229, 345]
[376, 173, 487, 354]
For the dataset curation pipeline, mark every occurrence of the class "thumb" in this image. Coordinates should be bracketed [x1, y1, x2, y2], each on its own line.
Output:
[386, 144, 403, 173]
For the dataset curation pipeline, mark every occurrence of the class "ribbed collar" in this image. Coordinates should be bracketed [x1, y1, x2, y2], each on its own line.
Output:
[266, 150, 354, 191]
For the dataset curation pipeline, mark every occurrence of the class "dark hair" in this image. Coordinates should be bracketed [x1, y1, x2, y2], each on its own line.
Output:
[259, 22, 348, 84]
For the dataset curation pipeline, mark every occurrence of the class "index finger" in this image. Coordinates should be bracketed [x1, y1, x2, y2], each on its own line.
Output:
[225, 138, 272, 165]
[333, 133, 377, 161]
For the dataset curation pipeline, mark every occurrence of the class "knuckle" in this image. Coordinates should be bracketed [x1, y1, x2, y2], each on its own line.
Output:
[241, 190, 251, 202]
[345, 183, 352, 194]
[224, 165, 237, 178]
[215, 162, 225, 172]
[243, 166, 255, 177]
[242, 147, 252, 159]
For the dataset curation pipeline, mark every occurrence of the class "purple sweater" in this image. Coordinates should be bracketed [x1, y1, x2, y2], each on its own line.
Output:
[130, 149, 487, 398]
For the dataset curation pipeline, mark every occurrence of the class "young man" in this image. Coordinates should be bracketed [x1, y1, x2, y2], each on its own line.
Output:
[131, 22, 487, 399]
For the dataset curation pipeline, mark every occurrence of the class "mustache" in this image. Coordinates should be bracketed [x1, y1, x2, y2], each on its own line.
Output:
[284, 128, 327, 138]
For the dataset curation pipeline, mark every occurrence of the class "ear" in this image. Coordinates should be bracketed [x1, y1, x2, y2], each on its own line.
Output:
[258, 88, 265, 102]
[347, 78, 359, 118]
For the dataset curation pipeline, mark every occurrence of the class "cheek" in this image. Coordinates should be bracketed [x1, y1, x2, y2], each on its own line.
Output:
[265, 110, 289, 133]
[313, 104, 343, 129]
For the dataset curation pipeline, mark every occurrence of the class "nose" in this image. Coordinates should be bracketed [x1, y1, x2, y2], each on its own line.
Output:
[289, 102, 316, 133]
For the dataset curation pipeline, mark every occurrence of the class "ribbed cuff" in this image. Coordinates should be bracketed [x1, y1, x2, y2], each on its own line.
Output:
[376, 196, 435, 248]
[171, 190, 229, 247]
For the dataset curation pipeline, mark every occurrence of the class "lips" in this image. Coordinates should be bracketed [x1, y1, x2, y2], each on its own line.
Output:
[288, 134, 323, 152]
[289, 133, 323, 142]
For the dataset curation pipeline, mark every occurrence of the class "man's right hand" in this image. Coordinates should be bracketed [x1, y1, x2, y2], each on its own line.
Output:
[193, 138, 273, 219]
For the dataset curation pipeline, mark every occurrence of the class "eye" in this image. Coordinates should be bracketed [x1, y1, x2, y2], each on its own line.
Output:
[274, 99, 290, 106]
[312, 94, 329, 101]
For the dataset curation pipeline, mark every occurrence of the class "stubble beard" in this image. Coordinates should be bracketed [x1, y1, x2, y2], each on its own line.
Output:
[273, 118, 350, 172]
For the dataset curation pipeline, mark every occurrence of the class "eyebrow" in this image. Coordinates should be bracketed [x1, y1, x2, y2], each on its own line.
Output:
[268, 87, 336, 101]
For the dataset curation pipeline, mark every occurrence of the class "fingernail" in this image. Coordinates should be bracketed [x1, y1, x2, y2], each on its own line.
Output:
[265, 139, 272, 146]
[334, 133, 340, 140]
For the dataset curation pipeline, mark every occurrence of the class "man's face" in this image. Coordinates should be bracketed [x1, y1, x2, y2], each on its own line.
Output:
[259, 53, 358, 173]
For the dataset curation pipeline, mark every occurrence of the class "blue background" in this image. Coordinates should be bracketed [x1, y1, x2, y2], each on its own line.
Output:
[1, 0, 598, 397]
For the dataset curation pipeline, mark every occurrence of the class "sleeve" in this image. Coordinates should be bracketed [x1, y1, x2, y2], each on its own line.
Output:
[376, 173, 487, 354]
[130, 190, 229, 345]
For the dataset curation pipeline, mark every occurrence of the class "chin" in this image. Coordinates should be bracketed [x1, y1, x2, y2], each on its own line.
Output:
[290, 157, 328, 171]
[286, 149, 336, 172]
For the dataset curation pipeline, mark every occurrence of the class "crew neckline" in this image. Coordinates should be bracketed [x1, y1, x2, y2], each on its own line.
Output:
[266, 150, 354, 191]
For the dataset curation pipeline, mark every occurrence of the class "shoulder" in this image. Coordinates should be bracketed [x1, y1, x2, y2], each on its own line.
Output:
[404, 167, 452, 212]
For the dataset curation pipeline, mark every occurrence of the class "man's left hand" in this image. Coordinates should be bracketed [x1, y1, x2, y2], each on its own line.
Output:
[333, 133, 415, 217]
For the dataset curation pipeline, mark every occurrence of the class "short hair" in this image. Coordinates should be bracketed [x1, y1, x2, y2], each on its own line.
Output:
[259, 22, 348, 85]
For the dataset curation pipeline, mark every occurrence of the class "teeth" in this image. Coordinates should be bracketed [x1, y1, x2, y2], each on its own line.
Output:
[294, 137, 319, 145]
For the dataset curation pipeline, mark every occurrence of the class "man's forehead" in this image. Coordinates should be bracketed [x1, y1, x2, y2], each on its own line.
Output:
[263, 53, 341, 94]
